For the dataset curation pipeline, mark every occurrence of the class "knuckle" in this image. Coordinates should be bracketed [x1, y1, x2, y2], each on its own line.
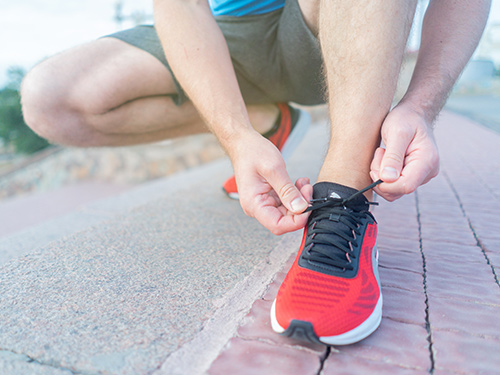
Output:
[271, 228, 283, 236]
[384, 152, 404, 166]
[278, 183, 296, 200]
[239, 200, 253, 217]
[404, 183, 417, 195]
[260, 160, 281, 176]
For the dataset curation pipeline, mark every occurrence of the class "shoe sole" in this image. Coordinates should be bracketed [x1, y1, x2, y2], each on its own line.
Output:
[270, 245, 382, 346]
[223, 108, 311, 200]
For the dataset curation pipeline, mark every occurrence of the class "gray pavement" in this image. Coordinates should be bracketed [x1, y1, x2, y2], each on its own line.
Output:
[0, 120, 328, 375]
[0, 182, 132, 239]
[3, 107, 499, 375]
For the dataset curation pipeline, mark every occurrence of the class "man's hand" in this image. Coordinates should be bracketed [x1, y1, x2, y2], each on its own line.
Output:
[228, 129, 313, 235]
[370, 103, 439, 201]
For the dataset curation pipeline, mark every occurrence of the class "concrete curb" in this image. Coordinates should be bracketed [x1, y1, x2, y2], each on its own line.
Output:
[155, 233, 300, 375]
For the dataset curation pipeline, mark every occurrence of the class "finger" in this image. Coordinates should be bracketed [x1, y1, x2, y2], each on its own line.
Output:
[375, 160, 433, 201]
[380, 130, 413, 183]
[295, 177, 311, 191]
[254, 205, 309, 235]
[299, 181, 313, 203]
[265, 168, 308, 214]
[370, 147, 385, 176]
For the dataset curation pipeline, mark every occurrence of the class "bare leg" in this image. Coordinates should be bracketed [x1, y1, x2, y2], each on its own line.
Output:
[21, 38, 278, 147]
[317, 0, 417, 198]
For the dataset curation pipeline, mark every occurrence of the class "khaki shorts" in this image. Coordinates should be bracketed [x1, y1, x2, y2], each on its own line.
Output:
[106, 0, 325, 106]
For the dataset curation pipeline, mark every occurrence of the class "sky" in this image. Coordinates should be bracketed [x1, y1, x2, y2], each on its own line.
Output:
[0, 0, 153, 85]
[1, 0, 500, 86]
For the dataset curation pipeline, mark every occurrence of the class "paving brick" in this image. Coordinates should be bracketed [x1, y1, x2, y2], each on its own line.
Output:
[322, 352, 429, 375]
[379, 267, 424, 293]
[376, 228, 420, 242]
[425, 253, 494, 280]
[261, 254, 296, 301]
[382, 286, 426, 325]
[237, 299, 325, 353]
[376, 220, 420, 242]
[485, 250, 500, 269]
[337, 319, 430, 370]
[208, 337, 322, 375]
[426, 272, 500, 305]
[425, 253, 500, 304]
[417, 201, 464, 216]
[482, 237, 500, 254]
[417, 193, 460, 209]
[428, 298, 500, 338]
[433, 369, 466, 375]
[375, 198, 419, 242]
[419, 222, 477, 246]
[422, 241, 489, 265]
[467, 214, 500, 240]
[377, 236, 420, 254]
[432, 330, 500, 374]
[261, 279, 282, 302]
[375, 194, 416, 212]
[378, 249, 423, 274]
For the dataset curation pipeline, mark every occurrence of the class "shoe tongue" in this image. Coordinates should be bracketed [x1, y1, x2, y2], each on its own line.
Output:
[312, 182, 368, 209]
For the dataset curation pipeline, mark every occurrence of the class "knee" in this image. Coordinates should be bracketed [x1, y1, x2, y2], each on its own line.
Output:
[21, 63, 94, 147]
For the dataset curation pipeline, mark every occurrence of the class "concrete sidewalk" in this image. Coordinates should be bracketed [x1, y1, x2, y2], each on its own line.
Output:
[0, 111, 499, 375]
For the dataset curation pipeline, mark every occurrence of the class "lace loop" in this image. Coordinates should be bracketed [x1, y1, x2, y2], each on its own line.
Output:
[304, 179, 382, 213]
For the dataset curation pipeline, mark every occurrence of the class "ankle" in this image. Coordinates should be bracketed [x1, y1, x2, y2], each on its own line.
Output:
[247, 104, 280, 134]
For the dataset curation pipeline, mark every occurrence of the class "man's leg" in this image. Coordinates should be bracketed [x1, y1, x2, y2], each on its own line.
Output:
[317, 0, 417, 197]
[271, 0, 419, 346]
[21, 38, 278, 147]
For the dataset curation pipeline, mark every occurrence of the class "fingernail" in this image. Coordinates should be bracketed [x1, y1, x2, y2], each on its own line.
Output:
[382, 167, 399, 180]
[291, 197, 308, 213]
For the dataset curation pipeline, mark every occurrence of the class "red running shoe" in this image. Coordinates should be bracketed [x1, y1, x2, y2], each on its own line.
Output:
[222, 103, 310, 199]
[270, 181, 383, 345]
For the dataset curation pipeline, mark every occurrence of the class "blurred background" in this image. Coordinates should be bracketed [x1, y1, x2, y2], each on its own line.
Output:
[0, 0, 499, 237]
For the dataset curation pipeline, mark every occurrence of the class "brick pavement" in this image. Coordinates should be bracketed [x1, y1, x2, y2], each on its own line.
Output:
[207, 111, 500, 375]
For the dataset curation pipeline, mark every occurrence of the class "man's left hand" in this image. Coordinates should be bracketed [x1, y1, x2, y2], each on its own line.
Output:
[370, 103, 440, 201]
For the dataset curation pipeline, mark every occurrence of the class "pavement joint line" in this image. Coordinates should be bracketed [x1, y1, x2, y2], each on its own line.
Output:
[236, 335, 325, 356]
[430, 328, 500, 342]
[455, 152, 500, 203]
[383, 316, 426, 327]
[424, 294, 500, 308]
[415, 190, 436, 375]
[0, 347, 93, 375]
[379, 264, 422, 275]
[316, 346, 331, 375]
[332, 350, 430, 372]
[442, 171, 500, 288]
[151, 232, 300, 375]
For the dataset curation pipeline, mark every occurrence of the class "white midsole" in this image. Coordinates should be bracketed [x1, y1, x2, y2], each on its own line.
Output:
[270, 296, 382, 346]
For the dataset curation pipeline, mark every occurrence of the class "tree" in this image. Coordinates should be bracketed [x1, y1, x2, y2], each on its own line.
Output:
[0, 66, 50, 154]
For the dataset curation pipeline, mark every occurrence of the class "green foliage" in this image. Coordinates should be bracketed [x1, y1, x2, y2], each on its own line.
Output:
[0, 66, 50, 154]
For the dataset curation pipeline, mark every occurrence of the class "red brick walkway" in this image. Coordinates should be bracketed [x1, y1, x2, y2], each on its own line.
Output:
[206, 111, 500, 375]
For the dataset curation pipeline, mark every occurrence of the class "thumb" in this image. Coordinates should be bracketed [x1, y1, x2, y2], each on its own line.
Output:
[380, 132, 410, 183]
[266, 168, 308, 214]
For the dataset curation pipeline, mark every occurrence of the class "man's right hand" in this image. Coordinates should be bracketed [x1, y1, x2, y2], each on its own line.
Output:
[227, 129, 312, 235]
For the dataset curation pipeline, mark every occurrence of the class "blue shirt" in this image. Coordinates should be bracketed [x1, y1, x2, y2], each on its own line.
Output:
[209, 0, 285, 16]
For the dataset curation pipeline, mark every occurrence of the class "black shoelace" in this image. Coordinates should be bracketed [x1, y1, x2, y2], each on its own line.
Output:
[302, 180, 383, 271]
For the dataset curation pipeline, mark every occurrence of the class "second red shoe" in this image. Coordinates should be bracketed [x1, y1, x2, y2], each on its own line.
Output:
[222, 103, 310, 199]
